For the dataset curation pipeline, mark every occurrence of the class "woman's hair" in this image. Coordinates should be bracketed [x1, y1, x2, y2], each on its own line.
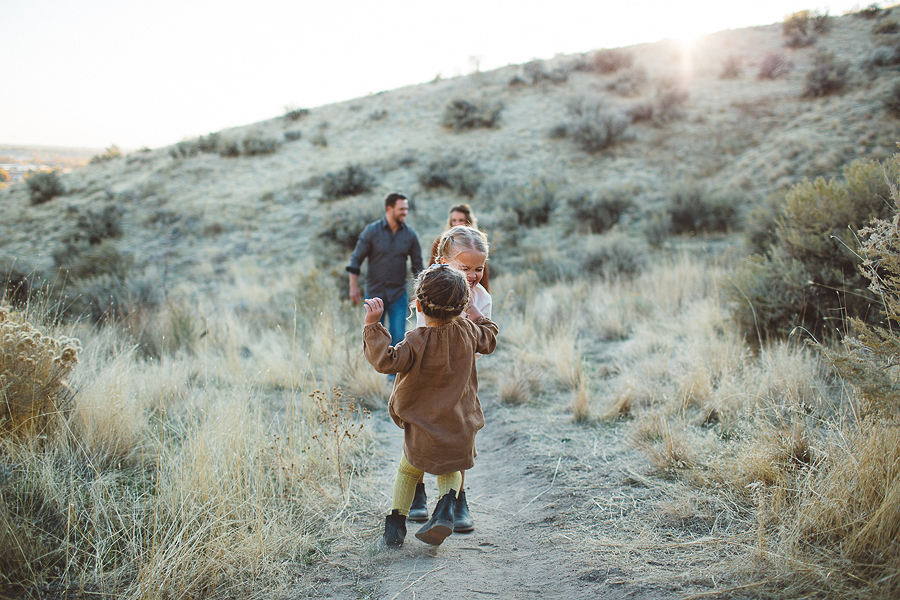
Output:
[435, 226, 489, 262]
[414, 265, 470, 322]
[446, 203, 477, 229]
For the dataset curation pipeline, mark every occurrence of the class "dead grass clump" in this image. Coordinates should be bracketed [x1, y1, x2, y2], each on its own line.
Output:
[497, 360, 543, 405]
[570, 372, 592, 422]
[0, 306, 80, 439]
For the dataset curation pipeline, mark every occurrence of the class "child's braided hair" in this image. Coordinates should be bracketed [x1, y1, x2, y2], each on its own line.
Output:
[414, 264, 470, 322]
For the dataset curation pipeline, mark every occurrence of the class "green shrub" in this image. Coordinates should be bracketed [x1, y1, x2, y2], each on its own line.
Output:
[284, 129, 303, 142]
[498, 178, 561, 227]
[417, 155, 483, 197]
[757, 52, 793, 79]
[801, 51, 850, 98]
[63, 274, 158, 325]
[26, 171, 64, 205]
[441, 98, 503, 131]
[53, 240, 134, 282]
[566, 189, 635, 234]
[665, 185, 739, 234]
[320, 164, 376, 201]
[885, 81, 900, 116]
[319, 196, 383, 250]
[729, 158, 900, 340]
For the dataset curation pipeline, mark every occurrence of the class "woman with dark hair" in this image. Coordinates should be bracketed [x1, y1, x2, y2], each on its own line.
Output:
[429, 203, 489, 291]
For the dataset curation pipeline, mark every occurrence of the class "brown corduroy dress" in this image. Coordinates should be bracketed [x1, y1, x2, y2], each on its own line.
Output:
[363, 316, 499, 475]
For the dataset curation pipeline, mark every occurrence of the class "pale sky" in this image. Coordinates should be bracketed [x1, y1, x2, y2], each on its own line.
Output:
[2, 1, 870, 149]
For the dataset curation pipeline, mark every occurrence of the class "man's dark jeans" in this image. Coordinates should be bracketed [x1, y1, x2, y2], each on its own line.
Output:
[381, 293, 409, 347]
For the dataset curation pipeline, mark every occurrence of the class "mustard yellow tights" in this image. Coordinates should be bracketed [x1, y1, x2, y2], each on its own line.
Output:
[393, 454, 461, 516]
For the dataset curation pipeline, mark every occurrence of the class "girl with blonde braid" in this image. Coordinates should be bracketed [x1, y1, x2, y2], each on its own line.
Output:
[409, 225, 491, 532]
[363, 265, 498, 547]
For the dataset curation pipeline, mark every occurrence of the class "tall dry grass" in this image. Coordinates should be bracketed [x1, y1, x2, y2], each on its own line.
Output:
[0, 268, 381, 597]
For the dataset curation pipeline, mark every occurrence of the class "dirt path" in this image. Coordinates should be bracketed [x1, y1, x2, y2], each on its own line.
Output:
[306, 394, 725, 600]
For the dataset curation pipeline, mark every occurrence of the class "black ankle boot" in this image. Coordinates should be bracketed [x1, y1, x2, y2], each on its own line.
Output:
[383, 510, 407, 548]
[415, 489, 456, 546]
[408, 482, 429, 522]
[453, 489, 474, 533]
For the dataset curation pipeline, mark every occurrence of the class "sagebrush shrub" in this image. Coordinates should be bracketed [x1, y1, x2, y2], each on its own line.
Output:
[53, 239, 134, 282]
[319, 196, 383, 250]
[499, 178, 560, 227]
[26, 171, 64, 205]
[284, 106, 309, 121]
[885, 81, 900, 116]
[240, 133, 281, 156]
[441, 98, 503, 131]
[73, 206, 123, 245]
[320, 164, 376, 201]
[801, 50, 850, 98]
[566, 189, 634, 234]
[89, 145, 122, 164]
[720, 54, 742, 79]
[563, 98, 632, 153]
[284, 129, 303, 142]
[653, 83, 689, 124]
[583, 49, 633, 74]
[0, 307, 80, 438]
[580, 233, 648, 278]
[822, 174, 900, 415]
[417, 155, 483, 197]
[170, 133, 221, 158]
[665, 185, 738, 235]
[783, 11, 819, 47]
[729, 158, 900, 340]
[873, 18, 900, 34]
[758, 52, 793, 80]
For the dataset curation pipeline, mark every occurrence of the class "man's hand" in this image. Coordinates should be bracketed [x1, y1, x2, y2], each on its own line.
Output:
[364, 297, 384, 325]
[349, 273, 362, 304]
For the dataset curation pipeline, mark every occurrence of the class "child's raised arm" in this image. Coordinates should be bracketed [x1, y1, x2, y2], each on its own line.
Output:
[364, 298, 384, 325]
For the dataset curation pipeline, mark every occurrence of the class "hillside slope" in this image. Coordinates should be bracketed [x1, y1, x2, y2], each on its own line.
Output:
[1, 11, 899, 296]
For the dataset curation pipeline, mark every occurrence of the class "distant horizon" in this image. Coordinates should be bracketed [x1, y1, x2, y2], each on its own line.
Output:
[3, 0, 881, 150]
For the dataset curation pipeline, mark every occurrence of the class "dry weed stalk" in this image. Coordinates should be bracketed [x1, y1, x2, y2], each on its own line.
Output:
[0, 306, 80, 438]
[308, 387, 370, 496]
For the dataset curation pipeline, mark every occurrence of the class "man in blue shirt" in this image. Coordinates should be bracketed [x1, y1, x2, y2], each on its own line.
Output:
[347, 192, 424, 346]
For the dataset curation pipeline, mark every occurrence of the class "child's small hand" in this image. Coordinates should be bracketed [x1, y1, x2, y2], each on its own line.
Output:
[465, 300, 484, 321]
[364, 298, 384, 325]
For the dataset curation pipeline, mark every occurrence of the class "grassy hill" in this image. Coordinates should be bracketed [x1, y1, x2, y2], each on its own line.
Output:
[2, 7, 900, 600]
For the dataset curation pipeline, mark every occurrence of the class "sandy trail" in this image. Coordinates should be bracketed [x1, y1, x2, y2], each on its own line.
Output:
[345, 400, 686, 600]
